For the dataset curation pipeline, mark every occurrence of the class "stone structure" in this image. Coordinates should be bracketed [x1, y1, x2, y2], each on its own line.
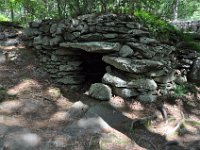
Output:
[171, 20, 200, 33]
[0, 22, 23, 61]
[24, 13, 199, 102]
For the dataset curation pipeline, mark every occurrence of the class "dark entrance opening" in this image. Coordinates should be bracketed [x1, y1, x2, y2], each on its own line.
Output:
[81, 52, 107, 84]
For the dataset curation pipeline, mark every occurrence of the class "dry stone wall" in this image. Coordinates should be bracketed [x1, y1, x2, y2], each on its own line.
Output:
[171, 20, 200, 33]
[24, 13, 193, 102]
[0, 22, 23, 62]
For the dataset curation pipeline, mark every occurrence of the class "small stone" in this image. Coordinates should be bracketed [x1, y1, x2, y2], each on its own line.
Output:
[89, 83, 112, 101]
[138, 93, 157, 103]
[119, 45, 134, 57]
[113, 87, 139, 98]
[128, 79, 157, 91]
[102, 73, 129, 88]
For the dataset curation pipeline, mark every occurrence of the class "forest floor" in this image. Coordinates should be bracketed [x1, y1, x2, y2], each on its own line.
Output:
[0, 47, 199, 150]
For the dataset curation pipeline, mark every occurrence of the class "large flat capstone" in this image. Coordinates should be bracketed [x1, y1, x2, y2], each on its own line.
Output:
[60, 42, 121, 53]
[102, 56, 163, 73]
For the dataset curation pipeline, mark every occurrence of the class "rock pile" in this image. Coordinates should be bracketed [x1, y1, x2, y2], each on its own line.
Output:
[24, 13, 191, 102]
[0, 22, 23, 61]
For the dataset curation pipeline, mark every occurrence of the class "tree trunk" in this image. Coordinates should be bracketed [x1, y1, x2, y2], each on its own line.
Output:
[173, 0, 179, 21]
[10, 3, 14, 22]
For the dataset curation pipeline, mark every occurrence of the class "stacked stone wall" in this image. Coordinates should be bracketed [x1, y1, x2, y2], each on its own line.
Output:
[24, 13, 199, 102]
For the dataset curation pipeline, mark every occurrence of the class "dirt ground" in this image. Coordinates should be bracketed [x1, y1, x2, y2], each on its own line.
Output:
[0, 47, 199, 150]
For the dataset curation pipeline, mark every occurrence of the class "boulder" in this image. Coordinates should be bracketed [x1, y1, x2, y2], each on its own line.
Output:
[102, 73, 129, 88]
[89, 83, 112, 101]
[60, 42, 121, 53]
[138, 93, 157, 103]
[102, 56, 163, 73]
[189, 57, 200, 83]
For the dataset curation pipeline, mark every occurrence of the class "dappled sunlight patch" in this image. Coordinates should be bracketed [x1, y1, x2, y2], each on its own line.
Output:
[49, 111, 69, 122]
[0, 100, 22, 113]
[52, 135, 71, 148]
[0, 115, 25, 127]
[46, 87, 61, 98]
[4, 132, 42, 149]
[54, 96, 73, 111]
[7, 79, 41, 95]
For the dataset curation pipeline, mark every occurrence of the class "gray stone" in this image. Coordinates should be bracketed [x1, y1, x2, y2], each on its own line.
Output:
[146, 69, 168, 77]
[130, 29, 150, 36]
[0, 33, 5, 40]
[126, 22, 136, 29]
[103, 33, 118, 39]
[189, 57, 200, 83]
[60, 42, 121, 53]
[79, 33, 103, 41]
[153, 45, 175, 56]
[56, 75, 85, 84]
[102, 73, 129, 88]
[138, 93, 157, 103]
[55, 23, 66, 34]
[24, 28, 42, 37]
[127, 42, 155, 58]
[113, 87, 139, 98]
[39, 24, 49, 33]
[47, 68, 58, 74]
[85, 103, 131, 129]
[0, 51, 6, 64]
[64, 32, 76, 41]
[96, 26, 130, 33]
[59, 64, 82, 71]
[119, 45, 134, 57]
[42, 36, 51, 46]
[139, 37, 159, 45]
[128, 79, 158, 91]
[63, 116, 112, 137]
[158, 82, 177, 90]
[89, 83, 112, 101]
[33, 35, 43, 45]
[154, 70, 181, 83]
[66, 101, 88, 119]
[50, 23, 58, 34]
[102, 56, 163, 73]
[49, 36, 63, 46]
[31, 21, 42, 28]
[3, 39, 19, 46]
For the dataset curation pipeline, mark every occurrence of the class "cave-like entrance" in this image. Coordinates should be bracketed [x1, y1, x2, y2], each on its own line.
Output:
[81, 51, 107, 85]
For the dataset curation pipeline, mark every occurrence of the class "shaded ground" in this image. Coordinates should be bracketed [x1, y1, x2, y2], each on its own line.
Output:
[0, 47, 199, 150]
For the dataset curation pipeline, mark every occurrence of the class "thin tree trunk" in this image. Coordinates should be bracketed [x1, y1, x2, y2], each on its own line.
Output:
[10, 3, 14, 22]
[173, 0, 179, 21]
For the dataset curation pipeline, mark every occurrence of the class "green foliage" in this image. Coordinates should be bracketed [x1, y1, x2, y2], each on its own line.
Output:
[174, 83, 191, 96]
[0, 0, 200, 25]
[174, 83, 197, 96]
[0, 14, 10, 21]
[179, 32, 200, 52]
[134, 10, 177, 40]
